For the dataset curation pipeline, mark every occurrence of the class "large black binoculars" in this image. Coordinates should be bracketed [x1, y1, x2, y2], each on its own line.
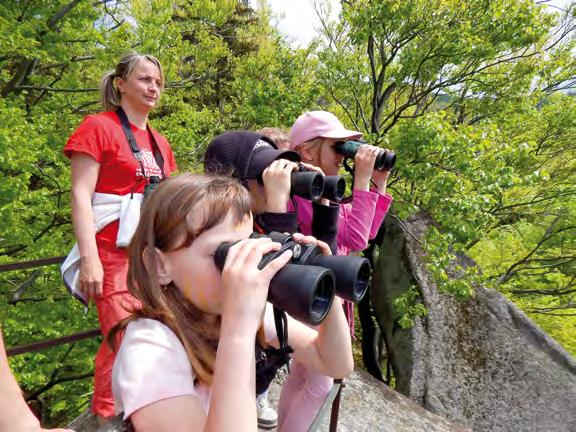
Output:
[214, 232, 371, 325]
[335, 140, 396, 171]
[259, 165, 346, 202]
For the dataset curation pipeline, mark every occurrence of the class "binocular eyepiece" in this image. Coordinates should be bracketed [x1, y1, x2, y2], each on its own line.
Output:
[291, 166, 346, 202]
[214, 232, 371, 326]
[335, 140, 396, 171]
[259, 165, 346, 203]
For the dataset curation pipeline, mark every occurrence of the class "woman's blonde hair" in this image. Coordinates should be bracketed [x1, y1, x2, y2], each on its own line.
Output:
[99, 53, 164, 111]
[294, 137, 324, 154]
[108, 173, 252, 385]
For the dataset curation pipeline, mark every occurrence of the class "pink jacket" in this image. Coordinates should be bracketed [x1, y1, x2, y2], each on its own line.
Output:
[291, 189, 393, 255]
[289, 190, 392, 337]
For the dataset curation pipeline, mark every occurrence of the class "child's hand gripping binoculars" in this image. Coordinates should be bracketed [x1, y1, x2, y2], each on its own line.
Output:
[214, 232, 371, 325]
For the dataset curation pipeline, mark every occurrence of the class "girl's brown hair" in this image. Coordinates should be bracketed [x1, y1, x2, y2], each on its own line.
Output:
[108, 173, 252, 385]
[99, 53, 165, 111]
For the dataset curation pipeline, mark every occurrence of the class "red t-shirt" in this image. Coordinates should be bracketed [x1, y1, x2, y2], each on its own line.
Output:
[64, 111, 177, 252]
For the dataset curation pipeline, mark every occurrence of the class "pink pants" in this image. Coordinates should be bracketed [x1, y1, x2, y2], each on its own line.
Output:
[277, 361, 333, 431]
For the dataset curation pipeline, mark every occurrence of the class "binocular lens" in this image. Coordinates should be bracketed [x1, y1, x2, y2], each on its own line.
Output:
[310, 174, 324, 201]
[353, 259, 371, 301]
[310, 274, 334, 324]
[375, 151, 396, 171]
[310, 255, 371, 303]
[266, 264, 334, 325]
[290, 171, 324, 201]
[322, 176, 346, 202]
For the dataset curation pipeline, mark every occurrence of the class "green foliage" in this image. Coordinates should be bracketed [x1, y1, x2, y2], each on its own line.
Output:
[311, 0, 575, 351]
[0, 0, 574, 425]
[0, 0, 314, 426]
[392, 285, 428, 329]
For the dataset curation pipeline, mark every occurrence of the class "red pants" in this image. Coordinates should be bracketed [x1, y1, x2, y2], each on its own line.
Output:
[92, 291, 140, 417]
[91, 243, 140, 418]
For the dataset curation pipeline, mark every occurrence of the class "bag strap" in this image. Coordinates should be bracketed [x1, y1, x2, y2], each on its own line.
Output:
[116, 107, 165, 179]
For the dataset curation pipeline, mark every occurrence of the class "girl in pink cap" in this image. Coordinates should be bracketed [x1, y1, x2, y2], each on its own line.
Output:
[278, 110, 393, 431]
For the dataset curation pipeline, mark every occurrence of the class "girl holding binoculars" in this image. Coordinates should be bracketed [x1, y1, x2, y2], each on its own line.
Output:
[109, 173, 353, 432]
[288, 110, 393, 259]
[203, 130, 342, 428]
[274, 110, 393, 430]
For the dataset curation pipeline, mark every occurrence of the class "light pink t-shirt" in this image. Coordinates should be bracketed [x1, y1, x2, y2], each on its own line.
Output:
[112, 306, 278, 419]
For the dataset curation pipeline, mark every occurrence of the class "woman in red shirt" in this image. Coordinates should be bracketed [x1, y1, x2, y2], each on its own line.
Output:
[63, 53, 177, 422]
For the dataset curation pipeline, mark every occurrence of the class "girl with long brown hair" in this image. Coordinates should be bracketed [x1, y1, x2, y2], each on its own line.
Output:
[109, 173, 353, 431]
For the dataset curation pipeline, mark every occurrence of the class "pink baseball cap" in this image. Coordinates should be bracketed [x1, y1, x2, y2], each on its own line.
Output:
[288, 111, 362, 149]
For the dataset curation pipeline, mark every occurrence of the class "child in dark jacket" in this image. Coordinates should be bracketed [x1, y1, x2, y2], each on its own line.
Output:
[203, 131, 344, 430]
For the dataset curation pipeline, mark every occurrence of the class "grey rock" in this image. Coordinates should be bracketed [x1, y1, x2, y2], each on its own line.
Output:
[67, 368, 468, 432]
[285, 369, 469, 432]
[372, 213, 576, 432]
[67, 410, 127, 432]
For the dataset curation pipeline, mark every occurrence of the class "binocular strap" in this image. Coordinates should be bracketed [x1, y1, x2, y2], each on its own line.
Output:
[273, 306, 293, 373]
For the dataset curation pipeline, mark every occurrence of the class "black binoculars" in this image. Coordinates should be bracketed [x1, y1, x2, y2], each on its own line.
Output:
[214, 232, 371, 325]
[143, 176, 162, 200]
[335, 140, 396, 171]
[259, 165, 346, 203]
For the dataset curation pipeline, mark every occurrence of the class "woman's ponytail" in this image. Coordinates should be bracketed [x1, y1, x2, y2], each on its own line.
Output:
[99, 70, 121, 111]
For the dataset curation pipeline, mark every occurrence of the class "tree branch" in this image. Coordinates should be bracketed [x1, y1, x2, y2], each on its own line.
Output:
[497, 220, 576, 284]
[46, 0, 83, 32]
[16, 86, 98, 93]
[9, 269, 42, 305]
[26, 372, 93, 401]
[1, 59, 38, 97]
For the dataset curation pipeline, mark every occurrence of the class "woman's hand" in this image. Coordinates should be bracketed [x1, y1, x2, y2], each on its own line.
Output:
[353, 144, 381, 191]
[262, 159, 299, 212]
[79, 256, 103, 299]
[372, 160, 391, 194]
[220, 237, 292, 333]
[70, 153, 102, 300]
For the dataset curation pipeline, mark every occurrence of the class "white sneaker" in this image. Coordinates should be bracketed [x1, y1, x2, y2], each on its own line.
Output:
[257, 391, 278, 429]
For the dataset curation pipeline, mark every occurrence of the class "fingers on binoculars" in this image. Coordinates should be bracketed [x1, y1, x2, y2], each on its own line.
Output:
[315, 240, 332, 256]
[224, 237, 279, 269]
[292, 233, 332, 256]
[269, 159, 298, 171]
[300, 162, 326, 176]
[292, 232, 312, 241]
[366, 145, 380, 158]
[261, 248, 293, 279]
[356, 144, 377, 163]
